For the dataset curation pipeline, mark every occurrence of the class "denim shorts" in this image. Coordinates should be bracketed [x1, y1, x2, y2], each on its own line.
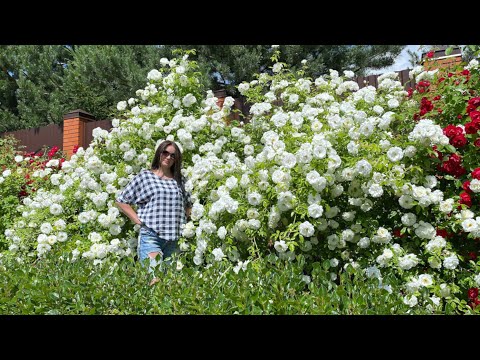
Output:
[138, 225, 179, 270]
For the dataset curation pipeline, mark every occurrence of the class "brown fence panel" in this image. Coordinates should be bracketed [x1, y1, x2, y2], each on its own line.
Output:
[355, 68, 414, 90]
[84, 119, 113, 148]
[1, 123, 63, 153]
[398, 69, 414, 89]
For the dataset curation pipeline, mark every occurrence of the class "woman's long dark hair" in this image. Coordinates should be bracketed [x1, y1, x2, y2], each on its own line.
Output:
[151, 140, 185, 192]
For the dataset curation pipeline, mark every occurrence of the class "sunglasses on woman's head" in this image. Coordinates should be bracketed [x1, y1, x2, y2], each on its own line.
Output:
[161, 150, 176, 159]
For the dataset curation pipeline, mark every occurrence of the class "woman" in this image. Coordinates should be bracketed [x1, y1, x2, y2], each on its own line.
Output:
[116, 140, 192, 285]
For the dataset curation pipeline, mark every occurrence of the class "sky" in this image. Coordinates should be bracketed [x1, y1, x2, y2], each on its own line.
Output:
[367, 45, 423, 75]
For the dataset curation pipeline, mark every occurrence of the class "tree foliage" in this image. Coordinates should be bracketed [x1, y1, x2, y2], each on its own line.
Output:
[0, 45, 405, 132]
[0, 45, 165, 132]
[161, 45, 406, 96]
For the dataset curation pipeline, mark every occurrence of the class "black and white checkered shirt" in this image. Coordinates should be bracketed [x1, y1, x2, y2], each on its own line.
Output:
[116, 170, 192, 241]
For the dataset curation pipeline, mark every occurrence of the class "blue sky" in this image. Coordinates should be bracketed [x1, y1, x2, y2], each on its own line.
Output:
[367, 45, 423, 75]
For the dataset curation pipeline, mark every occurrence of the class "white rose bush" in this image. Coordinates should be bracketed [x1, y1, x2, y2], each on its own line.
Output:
[2, 47, 480, 313]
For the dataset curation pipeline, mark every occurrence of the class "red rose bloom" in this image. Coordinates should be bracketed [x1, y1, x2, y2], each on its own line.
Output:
[459, 191, 472, 208]
[443, 124, 463, 138]
[470, 111, 480, 121]
[465, 122, 478, 134]
[472, 168, 480, 180]
[468, 252, 477, 261]
[468, 97, 480, 109]
[474, 138, 480, 147]
[393, 228, 405, 238]
[436, 229, 450, 238]
[468, 287, 479, 300]
[451, 134, 467, 148]
[463, 180, 473, 193]
[469, 298, 480, 309]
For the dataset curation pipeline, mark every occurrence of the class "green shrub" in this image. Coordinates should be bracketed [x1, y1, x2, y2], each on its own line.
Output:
[1, 252, 465, 315]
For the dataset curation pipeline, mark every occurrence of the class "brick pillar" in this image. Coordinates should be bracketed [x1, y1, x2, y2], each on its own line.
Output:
[423, 55, 462, 71]
[214, 89, 227, 109]
[63, 109, 96, 159]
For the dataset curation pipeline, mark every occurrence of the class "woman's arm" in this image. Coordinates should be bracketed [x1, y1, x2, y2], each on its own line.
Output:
[116, 201, 142, 225]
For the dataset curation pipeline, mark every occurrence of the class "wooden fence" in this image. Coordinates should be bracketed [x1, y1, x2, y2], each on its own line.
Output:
[355, 69, 414, 89]
[1, 110, 113, 158]
[0, 54, 463, 158]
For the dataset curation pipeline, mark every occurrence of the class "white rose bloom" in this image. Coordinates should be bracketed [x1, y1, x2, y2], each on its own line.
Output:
[288, 93, 299, 104]
[403, 295, 418, 307]
[418, 274, 433, 287]
[244, 145, 254, 156]
[212, 248, 225, 261]
[360, 199, 373, 212]
[308, 204, 324, 218]
[401, 213, 417, 227]
[439, 283, 451, 298]
[368, 184, 383, 198]
[387, 98, 399, 108]
[462, 219, 479, 233]
[49, 204, 63, 216]
[341, 229, 355, 242]
[116, 101, 127, 111]
[40, 223, 53, 234]
[443, 255, 459, 270]
[182, 93, 197, 107]
[325, 206, 339, 219]
[282, 153, 297, 169]
[217, 226, 227, 240]
[274, 240, 288, 253]
[191, 203, 205, 221]
[225, 176, 238, 190]
[474, 274, 480, 287]
[398, 253, 419, 270]
[299, 221, 315, 237]
[415, 221, 436, 240]
[386, 147, 404, 162]
[176, 260, 184, 271]
[52, 219, 65, 231]
[373, 105, 384, 115]
[355, 160, 372, 177]
[247, 192, 262, 206]
[424, 175, 438, 189]
[399, 195, 415, 209]
[428, 257, 442, 269]
[358, 237, 370, 248]
[404, 145, 416, 157]
[347, 141, 359, 155]
[379, 139, 391, 150]
[238, 83, 250, 95]
[466, 59, 479, 70]
[272, 63, 283, 73]
[57, 232, 68, 242]
[469, 179, 480, 193]
[439, 198, 454, 213]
